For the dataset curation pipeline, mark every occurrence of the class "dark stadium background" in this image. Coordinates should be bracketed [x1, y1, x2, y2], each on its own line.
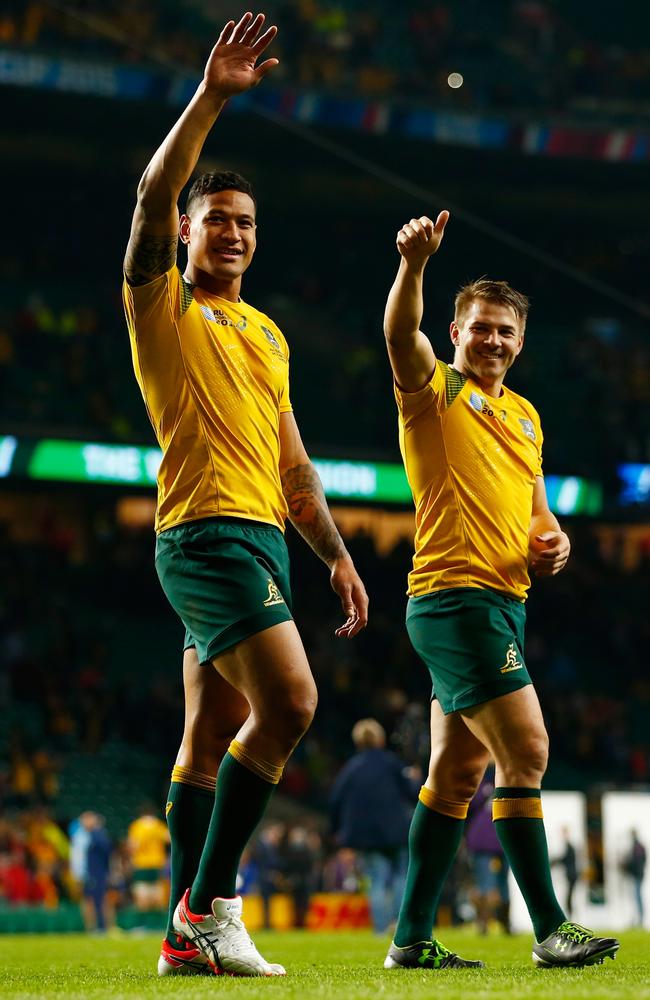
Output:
[0, 0, 648, 932]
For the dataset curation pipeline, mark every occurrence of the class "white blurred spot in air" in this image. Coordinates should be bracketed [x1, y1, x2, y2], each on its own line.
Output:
[447, 72, 464, 89]
[557, 477, 580, 515]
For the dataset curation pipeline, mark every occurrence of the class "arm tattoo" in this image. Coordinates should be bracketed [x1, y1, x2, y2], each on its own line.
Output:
[281, 462, 347, 566]
[124, 234, 178, 286]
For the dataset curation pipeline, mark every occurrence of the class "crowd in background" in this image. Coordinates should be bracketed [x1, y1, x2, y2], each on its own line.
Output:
[3, 0, 650, 115]
[1, 509, 649, 812]
[1, 501, 648, 924]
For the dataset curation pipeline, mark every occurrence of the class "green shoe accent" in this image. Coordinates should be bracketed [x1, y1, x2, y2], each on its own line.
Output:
[384, 939, 485, 970]
[533, 922, 620, 968]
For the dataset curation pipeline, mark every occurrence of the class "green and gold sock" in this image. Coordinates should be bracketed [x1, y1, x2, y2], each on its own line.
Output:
[394, 787, 468, 947]
[188, 742, 282, 913]
[493, 787, 565, 941]
[165, 765, 216, 947]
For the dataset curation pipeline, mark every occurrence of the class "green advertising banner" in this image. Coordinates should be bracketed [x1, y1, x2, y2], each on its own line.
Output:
[29, 440, 163, 487]
[0, 435, 603, 515]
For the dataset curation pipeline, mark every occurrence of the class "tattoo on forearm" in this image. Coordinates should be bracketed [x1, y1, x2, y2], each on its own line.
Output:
[281, 462, 346, 565]
[124, 234, 178, 286]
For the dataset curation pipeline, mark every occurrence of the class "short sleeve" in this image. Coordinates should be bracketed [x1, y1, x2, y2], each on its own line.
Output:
[279, 369, 292, 413]
[394, 360, 466, 426]
[122, 266, 184, 340]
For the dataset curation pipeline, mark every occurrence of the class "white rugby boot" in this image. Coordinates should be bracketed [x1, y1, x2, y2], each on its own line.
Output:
[173, 889, 286, 976]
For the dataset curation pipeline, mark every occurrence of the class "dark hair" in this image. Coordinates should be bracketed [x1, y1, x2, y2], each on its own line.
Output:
[185, 171, 256, 215]
[454, 277, 530, 329]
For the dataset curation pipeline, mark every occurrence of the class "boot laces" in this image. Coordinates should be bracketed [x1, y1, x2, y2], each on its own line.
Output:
[558, 921, 593, 944]
[215, 913, 257, 956]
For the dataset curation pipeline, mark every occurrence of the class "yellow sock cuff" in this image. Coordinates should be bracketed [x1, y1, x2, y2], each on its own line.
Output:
[228, 740, 283, 785]
[419, 786, 469, 819]
[493, 797, 544, 820]
[170, 765, 216, 792]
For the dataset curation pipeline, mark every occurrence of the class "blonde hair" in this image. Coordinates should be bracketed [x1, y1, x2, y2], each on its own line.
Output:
[352, 718, 386, 750]
[454, 277, 530, 329]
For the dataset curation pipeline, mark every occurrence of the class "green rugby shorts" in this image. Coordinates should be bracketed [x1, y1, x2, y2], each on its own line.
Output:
[155, 516, 293, 665]
[406, 587, 531, 715]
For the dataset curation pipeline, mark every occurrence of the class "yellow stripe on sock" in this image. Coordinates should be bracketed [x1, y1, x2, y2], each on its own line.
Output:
[493, 797, 544, 820]
[419, 785, 469, 819]
[170, 764, 216, 792]
[228, 740, 284, 785]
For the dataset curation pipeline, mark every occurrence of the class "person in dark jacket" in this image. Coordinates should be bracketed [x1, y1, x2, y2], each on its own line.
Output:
[330, 719, 418, 932]
[73, 811, 113, 933]
[622, 829, 646, 927]
[552, 826, 579, 918]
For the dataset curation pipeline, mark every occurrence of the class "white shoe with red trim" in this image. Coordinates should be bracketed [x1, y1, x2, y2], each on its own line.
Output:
[173, 889, 286, 976]
[157, 936, 214, 976]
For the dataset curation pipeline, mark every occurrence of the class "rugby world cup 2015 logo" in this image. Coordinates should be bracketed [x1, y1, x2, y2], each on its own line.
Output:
[200, 305, 247, 330]
[469, 392, 507, 422]
[469, 391, 484, 411]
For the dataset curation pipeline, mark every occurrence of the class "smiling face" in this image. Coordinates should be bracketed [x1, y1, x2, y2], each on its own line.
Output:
[450, 297, 525, 394]
[179, 189, 257, 296]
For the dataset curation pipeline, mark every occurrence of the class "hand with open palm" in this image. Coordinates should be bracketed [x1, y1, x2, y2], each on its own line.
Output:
[204, 11, 279, 99]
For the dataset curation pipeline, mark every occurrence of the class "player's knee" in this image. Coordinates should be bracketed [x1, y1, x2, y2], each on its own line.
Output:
[270, 686, 317, 743]
[522, 731, 549, 775]
[429, 753, 488, 801]
[498, 732, 548, 784]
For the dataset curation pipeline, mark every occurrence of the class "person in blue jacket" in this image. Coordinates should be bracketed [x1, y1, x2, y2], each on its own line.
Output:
[330, 718, 418, 932]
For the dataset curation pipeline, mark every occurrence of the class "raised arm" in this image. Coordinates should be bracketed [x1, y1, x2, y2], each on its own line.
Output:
[279, 412, 369, 638]
[528, 476, 570, 577]
[384, 211, 449, 392]
[123, 12, 278, 286]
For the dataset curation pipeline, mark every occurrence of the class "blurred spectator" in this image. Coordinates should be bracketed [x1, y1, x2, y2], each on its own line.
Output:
[330, 718, 417, 932]
[465, 773, 511, 934]
[253, 822, 287, 930]
[322, 847, 363, 893]
[126, 802, 169, 912]
[70, 811, 113, 933]
[284, 825, 321, 929]
[551, 826, 579, 918]
[621, 829, 646, 928]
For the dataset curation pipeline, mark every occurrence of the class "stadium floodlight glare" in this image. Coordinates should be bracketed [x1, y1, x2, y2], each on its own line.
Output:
[544, 475, 602, 516]
[618, 463, 650, 505]
[0, 435, 602, 514]
[0, 435, 18, 478]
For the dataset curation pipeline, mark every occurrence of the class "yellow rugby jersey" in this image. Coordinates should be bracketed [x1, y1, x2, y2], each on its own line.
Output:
[395, 360, 543, 601]
[127, 816, 169, 870]
[122, 266, 292, 533]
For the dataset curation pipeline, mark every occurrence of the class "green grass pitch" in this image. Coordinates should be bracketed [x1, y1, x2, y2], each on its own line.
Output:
[2, 929, 649, 999]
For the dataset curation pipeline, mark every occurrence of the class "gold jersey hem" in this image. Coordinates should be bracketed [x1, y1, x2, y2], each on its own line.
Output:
[407, 580, 527, 604]
[156, 508, 286, 536]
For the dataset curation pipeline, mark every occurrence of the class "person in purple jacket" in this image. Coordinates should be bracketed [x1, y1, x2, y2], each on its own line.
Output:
[466, 772, 511, 934]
